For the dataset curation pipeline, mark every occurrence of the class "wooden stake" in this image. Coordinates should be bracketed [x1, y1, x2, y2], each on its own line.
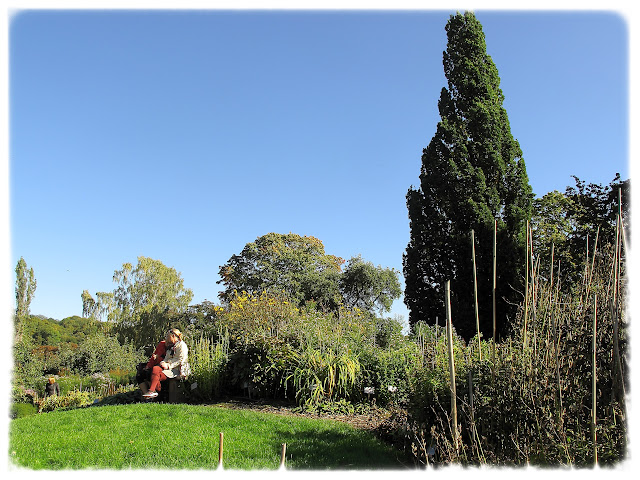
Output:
[280, 443, 287, 469]
[492, 219, 497, 384]
[612, 212, 625, 403]
[592, 296, 598, 466]
[471, 229, 481, 360]
[468, 370, 478, 459]
[549, 243, 555, 302]
[218, 432, 224, 469]
[523, 221, 530, 351]
[445, 281, 459, 452]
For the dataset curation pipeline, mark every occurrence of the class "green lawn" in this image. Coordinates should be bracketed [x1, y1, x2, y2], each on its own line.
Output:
[9, 402, 412, 470]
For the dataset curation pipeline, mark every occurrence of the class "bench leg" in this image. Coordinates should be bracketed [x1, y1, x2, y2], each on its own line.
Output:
[168, 379, 178, 403]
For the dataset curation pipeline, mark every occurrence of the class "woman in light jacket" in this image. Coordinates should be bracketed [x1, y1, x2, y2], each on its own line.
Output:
[142, 328, 189, 399]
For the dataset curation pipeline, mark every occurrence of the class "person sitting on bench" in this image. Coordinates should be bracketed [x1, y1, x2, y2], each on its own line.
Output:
[138, 338, 167, 395]
[143, 328, 189, 399]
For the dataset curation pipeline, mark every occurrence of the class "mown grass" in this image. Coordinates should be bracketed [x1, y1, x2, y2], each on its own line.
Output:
[9, 402, 411, 470]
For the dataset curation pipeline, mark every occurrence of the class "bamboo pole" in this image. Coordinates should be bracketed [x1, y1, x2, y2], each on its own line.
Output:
[592, 295, 598, 466]
[468, 370, 477, 456]
[433, 316, 438, 370]
[523, 221, 530, 351]
[218, 432, 224, 469]
[549, 243, 555, 303]
[612, 211, 626, 402]
[619, 213, 629, 258]
[280, 443, 287, 469]
[471, 229, 481, 360]
[445, 280, 459, 452]
[585, 227, 600, 304]
[492, 219, 497, 384]
[584, 234, 589, 290]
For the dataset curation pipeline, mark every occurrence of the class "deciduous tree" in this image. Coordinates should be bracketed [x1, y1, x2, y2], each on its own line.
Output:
[14, 257, 37, 342]
[564, 174, 630, 269]
[530, 190, 576, 279]
[86, 256, 193, 349]
[340, 255, 402, 314]
[218, 233, 344, 311]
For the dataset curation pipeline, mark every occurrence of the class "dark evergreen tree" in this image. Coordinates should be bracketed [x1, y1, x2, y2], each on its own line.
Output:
[404, 12, 533, 340]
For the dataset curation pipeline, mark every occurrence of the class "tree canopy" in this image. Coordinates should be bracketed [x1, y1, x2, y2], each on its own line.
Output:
[83, 256, 193, 349]
[14, 257, 37, 342]
[218, 233, 344, 310]
[404, 12, 532, 340]
[531, 174, 630, 286]
[340, 255, 402, 314]
[218, 232, 401, 314]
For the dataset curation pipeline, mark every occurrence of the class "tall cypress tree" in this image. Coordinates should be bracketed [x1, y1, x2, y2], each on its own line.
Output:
[404, 12, 532, 340]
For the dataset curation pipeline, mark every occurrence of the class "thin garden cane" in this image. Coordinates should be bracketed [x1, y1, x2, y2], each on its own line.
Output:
[491, 219, 497, 385]
[584, 227, 600, 307]
[471, 229, 481, 360]
[592, 295, 598, 466]
[445, 280, 459, 453]
[523, 221, 530, 351]
[611, 187, 627, 405]
[611, 212, 626, 404]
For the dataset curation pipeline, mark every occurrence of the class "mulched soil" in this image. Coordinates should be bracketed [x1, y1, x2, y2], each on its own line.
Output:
[207, 397, 393, 433]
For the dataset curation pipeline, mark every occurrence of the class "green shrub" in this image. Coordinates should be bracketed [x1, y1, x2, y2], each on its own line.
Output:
[60, 333, 145, 375]
[365, 343, 420, 405]
[36, 390, 95, 413]
[11, 385, 39, 404]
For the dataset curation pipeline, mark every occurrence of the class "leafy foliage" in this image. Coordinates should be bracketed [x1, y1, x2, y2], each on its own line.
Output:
[218, 233, 401, 315]
[531, 190, 577, 276]
[218, 233, 344, 310]
[84, 256, 193, 349]
[531, 175, 629, 289]
[14, 257, 37, 343]
[340, 255, 402, 314]
[59, 333, 145, 376]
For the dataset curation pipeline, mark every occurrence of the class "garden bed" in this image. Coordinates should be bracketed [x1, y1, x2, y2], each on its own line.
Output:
[213, 397, 393, 432]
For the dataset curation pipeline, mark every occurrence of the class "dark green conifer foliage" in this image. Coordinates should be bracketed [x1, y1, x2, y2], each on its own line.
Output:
[404, 12, 533, 340]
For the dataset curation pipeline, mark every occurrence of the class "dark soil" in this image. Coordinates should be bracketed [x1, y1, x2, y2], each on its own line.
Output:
[209, 397, 394, 433]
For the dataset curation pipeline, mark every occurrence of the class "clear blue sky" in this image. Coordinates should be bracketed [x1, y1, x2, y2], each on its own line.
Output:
[6, 7, 631, 326]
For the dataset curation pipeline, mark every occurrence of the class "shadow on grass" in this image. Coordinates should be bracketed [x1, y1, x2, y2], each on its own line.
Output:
[268, 423, 414, 470]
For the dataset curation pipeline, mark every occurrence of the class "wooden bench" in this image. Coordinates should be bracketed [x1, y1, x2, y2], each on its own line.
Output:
[141, 376, 187, 403]
[164, 378, 183, 403]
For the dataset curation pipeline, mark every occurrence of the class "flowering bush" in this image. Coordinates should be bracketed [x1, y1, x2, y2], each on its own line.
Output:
[195, 290, 426, 409]
[36, 390, 95, 413]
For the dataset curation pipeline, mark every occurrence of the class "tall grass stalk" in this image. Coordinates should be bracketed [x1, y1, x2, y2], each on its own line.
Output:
[190, 328, 229, 400]
[287, 347, 360, 406]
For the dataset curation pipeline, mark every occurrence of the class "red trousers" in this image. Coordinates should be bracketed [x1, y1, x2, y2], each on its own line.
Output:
[149, 366, 167, 392]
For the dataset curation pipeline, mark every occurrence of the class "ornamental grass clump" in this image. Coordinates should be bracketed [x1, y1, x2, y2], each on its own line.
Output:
[285, 347, 361, 406]
[189, 329, 230, 401]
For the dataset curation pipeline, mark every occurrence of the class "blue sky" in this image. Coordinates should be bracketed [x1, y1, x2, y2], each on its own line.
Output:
[6, 6, 632, 327]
